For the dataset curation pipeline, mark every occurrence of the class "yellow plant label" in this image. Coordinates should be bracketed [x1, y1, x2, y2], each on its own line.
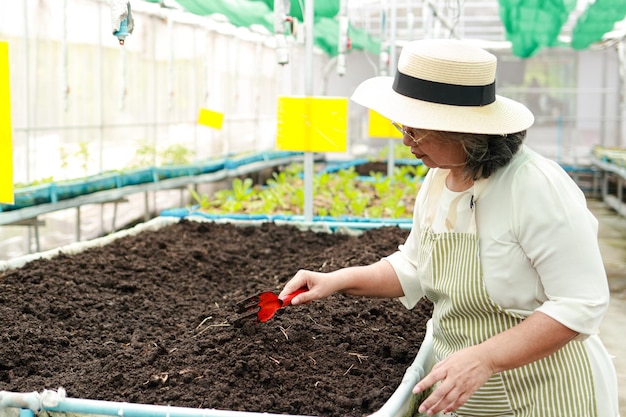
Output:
[368, 109, 403, 139]
[276, 96, 348, 152]
[197, 108, 224, 129]
[0, 41, 13, 204]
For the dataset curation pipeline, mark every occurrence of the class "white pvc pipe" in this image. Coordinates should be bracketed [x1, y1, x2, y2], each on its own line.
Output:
[0, 391, 42, 411]
[0, 390, 314, 417]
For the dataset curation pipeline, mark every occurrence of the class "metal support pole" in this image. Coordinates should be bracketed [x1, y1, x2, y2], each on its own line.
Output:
[22, 0, 34, 252]
[303, 0, 314, 222]
[192, 27, 198, 158]
[387, 0, 398, 179]
[98, 1, 106, 234]
[618, 39, 626, 147]
[76, 206, 81, 242]
[167, 15, 175, 111]
[337, 0, 348, 76]
[406, 0, 415, 39]
[62, 0, 69, 112]
[144, 191, 150, 221]
[22, 0, 31, 183]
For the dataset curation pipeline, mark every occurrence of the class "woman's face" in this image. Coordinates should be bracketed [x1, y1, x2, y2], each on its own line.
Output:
[402, 127, 466, 169]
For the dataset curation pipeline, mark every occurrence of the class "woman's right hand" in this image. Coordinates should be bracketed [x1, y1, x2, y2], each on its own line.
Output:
[279, 261, 404, 305]
[278, 269, 341, 306]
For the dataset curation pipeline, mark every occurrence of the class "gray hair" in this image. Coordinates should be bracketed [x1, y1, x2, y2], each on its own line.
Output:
[439, 130, 526, 181]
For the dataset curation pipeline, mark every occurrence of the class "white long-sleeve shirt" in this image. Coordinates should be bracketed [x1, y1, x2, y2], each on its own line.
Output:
[387, 145, 609, 336]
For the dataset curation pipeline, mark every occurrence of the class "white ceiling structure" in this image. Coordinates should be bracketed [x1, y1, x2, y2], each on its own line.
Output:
[346, 0, 626, 50]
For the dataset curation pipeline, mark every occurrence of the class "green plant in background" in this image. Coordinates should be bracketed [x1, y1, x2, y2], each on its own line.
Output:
[255, 190, 282, 214]
[190, 177, 256, 214]
[14, 177, 54, 189]
[130, 141, 157, 168]
[328, 194, 348, 217]
[161, 144, 192, 165]
[370, 171, 392, 195]
[292, 186, 305, 212]
[382, 187, 411, 218]
[75, 141, 91, 177]
[188, 187, 210, 208]
[57, 142, 90, 179]
[346, 192, 370, 217]
[264, 173, 298, 213]
[59, 146, 70, 177]
[230, 177, 254, 201]
[128, 142, 193, 169]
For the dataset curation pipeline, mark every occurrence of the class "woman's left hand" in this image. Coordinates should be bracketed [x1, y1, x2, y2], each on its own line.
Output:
[412, 345, 495, 415]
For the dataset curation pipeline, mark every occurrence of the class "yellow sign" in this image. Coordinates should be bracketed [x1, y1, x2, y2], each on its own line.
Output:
[368, 109, 403, 139]
[0, 41, 13, 204]
[276, 96, 348, 152]
[197, 108, 224, 129]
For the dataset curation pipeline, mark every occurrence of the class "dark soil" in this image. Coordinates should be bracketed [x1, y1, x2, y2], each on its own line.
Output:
[353, 162, 390, 177]
[353, 162, 416, 177]
[0, 220, 432, 417]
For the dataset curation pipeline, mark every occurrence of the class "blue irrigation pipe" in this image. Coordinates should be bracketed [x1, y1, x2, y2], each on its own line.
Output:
[20, 409, 34, 417]
[159, 209, 414, 231]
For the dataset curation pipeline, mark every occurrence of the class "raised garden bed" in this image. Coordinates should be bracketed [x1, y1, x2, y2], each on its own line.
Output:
[0, 219, 433, 417]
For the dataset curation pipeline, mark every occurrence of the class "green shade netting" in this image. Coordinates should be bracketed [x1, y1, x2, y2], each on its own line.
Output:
[171, 0, 274, 31]
[348, 25, 381, 55]
[141, 0, 379, 57]
[499, 0, 577, 57]
[313, 17, 380, 56]
[570, 0, 626, 50]
[251, 0, 340, 20]
[145, 1, 625, 56]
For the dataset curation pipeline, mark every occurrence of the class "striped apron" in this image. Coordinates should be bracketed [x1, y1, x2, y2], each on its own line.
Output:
[415, 173, 598, 417]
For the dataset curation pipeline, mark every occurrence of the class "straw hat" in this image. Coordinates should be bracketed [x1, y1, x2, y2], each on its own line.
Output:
[351, 39, 534, 135]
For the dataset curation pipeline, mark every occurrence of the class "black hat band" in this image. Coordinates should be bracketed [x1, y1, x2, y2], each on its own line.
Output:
[392, 71, 496, 107]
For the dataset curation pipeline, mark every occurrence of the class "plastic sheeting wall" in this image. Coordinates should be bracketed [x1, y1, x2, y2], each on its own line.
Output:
[0, 0, 323, 185]
[495, 45, 623, 163]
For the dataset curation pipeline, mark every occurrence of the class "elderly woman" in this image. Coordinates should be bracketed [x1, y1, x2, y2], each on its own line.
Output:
[279, 39, 619, 416]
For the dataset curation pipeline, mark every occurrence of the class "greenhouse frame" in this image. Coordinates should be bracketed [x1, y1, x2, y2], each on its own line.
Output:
[1, 1, 626, 414]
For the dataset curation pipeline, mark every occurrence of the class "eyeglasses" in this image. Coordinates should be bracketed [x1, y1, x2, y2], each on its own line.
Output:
[391, 121, 430, 145]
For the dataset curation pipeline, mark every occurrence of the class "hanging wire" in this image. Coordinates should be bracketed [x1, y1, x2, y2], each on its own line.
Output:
[444, 0, 463, 38]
